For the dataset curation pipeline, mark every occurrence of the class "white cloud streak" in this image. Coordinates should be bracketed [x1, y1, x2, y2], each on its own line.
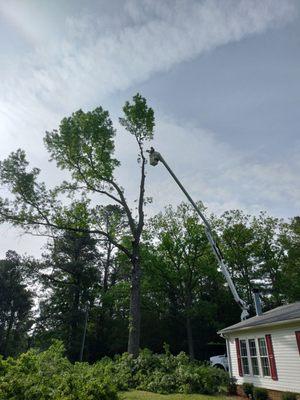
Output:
[0, 0, 296, 133]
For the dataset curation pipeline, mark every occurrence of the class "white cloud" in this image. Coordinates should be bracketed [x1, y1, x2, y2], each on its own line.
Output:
[0, 0, 296, 137]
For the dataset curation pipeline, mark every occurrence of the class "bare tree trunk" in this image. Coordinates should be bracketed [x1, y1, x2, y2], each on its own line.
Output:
[68, 285, 80, 361]
[127, 248, 141, 357]
[186, 294, 194, 359]
[186, 315, 195, 360]
[79, 305, 89, 362]
[4, 309, 15, 357]
[103, 241, 112, 293]
[127, 144, 145, 357]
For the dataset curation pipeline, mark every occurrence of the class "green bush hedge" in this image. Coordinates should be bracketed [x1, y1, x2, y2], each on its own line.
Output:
[243, 382, 254, 398]
[253, 387, 269, 400]
[98, 347, 229, 394]
[0, 341, 118, 400]
[282, 393, 298, 400]
[0, 342, 229, 398]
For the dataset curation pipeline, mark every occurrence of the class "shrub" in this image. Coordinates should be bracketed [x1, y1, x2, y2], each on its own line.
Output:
[175, 363, 229, 395]
[106, 348, 229, 395]
[254, 387, 269, 400]
[227, 377, 237, 395]
[145, 371, 178, 394]
[243, 382, 254, 398]
[0, 342, 229, 397]
[282, 392, 298, 400]
[0, 341, 119, 400]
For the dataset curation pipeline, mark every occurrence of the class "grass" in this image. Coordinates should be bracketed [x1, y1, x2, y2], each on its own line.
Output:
[120, 391, 235, 400]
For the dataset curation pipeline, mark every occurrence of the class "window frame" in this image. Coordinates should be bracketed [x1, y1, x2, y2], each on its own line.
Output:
[239, 339, 251, 376]
[248, 338, 260, 376]
[236, 336, 273, 379]
[258, 337, 271, 377]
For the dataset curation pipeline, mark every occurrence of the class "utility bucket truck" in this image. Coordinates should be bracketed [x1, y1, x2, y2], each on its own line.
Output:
[148, 147, 250, 367]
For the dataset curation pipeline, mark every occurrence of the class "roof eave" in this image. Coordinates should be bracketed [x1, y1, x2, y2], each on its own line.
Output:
[218, 317, 300, 336]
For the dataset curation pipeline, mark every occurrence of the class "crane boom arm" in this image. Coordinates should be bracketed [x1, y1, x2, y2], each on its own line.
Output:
[148, 147, 249, 321]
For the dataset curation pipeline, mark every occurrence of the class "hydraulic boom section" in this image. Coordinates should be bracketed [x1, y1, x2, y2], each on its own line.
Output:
[148, 147, 249, 321]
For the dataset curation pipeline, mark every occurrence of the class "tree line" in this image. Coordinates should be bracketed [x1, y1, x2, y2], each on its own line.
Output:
[0, 95, 299, 361]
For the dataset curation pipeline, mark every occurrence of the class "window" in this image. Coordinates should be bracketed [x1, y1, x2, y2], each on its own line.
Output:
[240, 339, 250, 375]
[258, 337, 271, 377]
[248, 339, 259, 375]
[236, 336, 276, 378]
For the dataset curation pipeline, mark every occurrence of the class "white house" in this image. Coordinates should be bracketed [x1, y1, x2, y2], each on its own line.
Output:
[219, 302, 300, 399]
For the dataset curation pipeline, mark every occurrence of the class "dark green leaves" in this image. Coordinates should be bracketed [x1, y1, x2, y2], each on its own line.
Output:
[0, 149, 40, 200]
[0, 251, 33, 357]
[53, 200, 92, 232]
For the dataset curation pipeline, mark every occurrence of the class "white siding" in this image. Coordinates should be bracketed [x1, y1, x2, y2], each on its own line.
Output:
[227, 323, 300, 393]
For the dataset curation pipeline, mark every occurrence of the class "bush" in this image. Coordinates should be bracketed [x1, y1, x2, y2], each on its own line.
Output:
[0, 342, 229, 398]
[98, 347, 229, 395]
[0, 341, 119, 400]
[176, 363, 228, 395]
[282, 392, 298, 400]
[227, 377, 237, 395]
[254, 387, 269, 400]
[243, 382, 254, 398]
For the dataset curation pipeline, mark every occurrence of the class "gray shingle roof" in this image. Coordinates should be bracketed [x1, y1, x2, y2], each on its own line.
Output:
[219, 302, 300, 334]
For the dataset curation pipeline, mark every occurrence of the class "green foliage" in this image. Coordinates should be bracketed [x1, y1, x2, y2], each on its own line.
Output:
[242, 382, 254, 398]
[282, 392, 298, 400]
[120, 93, 155, 142]
[35, 231, 101, 361]
[0, 341, 118, 400]
[0, 149, 54, 227]
[218, 210, 288, 310]
[45, 107, 119, 182]
[1, 341, 228, 398]
[145, 203, 228, 358]
[122, 391, 224, 400]
[0, 251, 33, 357]
[253, 387, 269, 400]
[280, 217, 300, 302]
[0, 149, 39, 195]
[95, 348, 229, 395]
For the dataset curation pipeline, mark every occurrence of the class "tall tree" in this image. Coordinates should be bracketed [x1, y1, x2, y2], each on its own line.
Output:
[251, 212, 287, 307]
[146, 203, 224, 359]
[0, 251, 33, 357]
[35, 231, 100, 361]
[218, 210, 287, 311]
[0, 94, 154, 356]
[280, 216, 300, 302]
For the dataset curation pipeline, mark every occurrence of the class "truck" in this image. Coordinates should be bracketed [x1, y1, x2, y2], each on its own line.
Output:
[148, 147, 250, 321]
[209, 354, 228, 371]
[148, 147, 252, 367]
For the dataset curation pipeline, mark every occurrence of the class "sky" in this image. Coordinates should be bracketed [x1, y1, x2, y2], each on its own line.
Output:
[0, 0, 299, 257]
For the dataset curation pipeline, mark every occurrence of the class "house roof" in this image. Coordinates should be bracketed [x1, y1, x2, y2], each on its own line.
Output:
[219, 302, 300, 334]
